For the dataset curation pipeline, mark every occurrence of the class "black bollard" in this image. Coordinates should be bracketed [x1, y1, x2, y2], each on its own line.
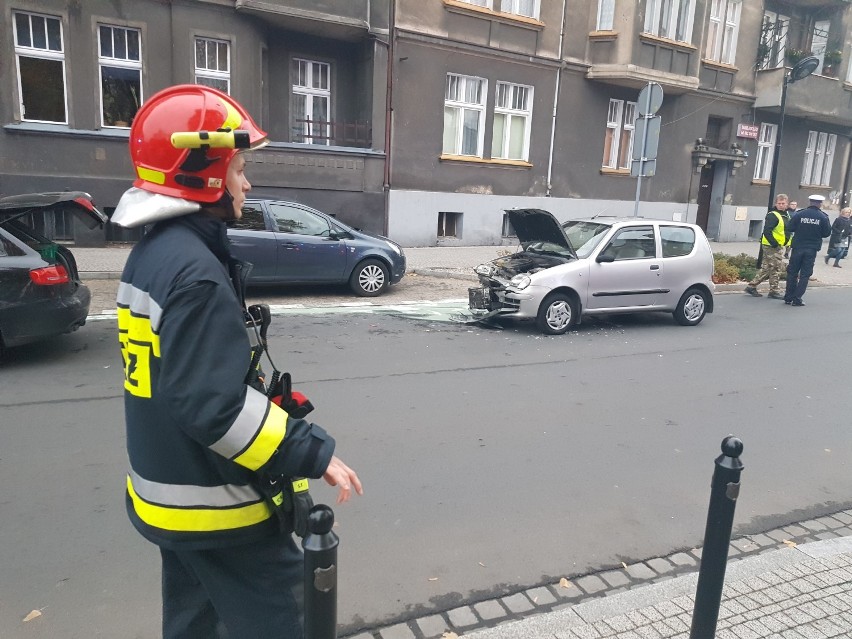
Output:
[690, 436, 744, 639]
[303, 505, 339, 639]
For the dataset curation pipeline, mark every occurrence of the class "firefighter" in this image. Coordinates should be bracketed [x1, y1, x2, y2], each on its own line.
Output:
[111, 85, 362, 638]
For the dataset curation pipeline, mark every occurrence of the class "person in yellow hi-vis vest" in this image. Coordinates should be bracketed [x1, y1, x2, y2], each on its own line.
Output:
[745, 193, 790, 300]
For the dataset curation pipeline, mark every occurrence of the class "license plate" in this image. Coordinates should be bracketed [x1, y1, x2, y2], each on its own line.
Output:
[468, 287, 489, 310]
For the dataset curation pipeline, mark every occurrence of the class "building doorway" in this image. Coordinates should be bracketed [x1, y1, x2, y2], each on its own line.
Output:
[695, 162, 714, 233]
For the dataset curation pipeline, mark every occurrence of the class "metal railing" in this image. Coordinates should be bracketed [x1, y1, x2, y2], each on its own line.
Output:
[293, 119, 372, 149]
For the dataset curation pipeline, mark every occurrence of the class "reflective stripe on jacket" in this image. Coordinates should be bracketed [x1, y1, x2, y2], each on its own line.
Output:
[118, 211, 334, 550]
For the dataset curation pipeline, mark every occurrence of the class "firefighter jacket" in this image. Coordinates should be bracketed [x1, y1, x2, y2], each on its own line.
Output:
[117, 209, 335, 550]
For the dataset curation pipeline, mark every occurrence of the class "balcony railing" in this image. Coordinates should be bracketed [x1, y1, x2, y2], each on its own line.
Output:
[292, 119, 372, 149]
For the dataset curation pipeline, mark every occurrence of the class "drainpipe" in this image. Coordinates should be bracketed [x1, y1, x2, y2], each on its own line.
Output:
[545, 0, 568, 197]
[382, 0, 396, 235]
[842, 133, 852, 208]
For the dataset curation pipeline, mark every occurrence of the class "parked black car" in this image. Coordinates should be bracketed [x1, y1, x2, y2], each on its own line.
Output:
[0, 192, 106, 353]
[228, 199, 406, 296]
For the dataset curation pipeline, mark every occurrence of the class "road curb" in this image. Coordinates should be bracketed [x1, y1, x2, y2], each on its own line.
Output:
[345, 510, 852, 639]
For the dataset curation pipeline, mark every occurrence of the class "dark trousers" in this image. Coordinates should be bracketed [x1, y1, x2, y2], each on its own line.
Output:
[784, 247, 817, 302]
[161, 534, 304, 639]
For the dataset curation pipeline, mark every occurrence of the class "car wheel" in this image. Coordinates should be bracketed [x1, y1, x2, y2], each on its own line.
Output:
[673, 287, 708, 326]
[536, 292, 577, 335]
[350, 259, 389, 297]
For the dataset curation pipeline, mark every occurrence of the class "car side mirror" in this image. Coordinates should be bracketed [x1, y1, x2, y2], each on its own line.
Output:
[596, 253, 615, 263]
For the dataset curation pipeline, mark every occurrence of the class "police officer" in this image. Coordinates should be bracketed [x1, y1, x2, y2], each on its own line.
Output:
[745, 193, 790, 299]
[783, 194, 831, 306]
[111, 85, 363, 638]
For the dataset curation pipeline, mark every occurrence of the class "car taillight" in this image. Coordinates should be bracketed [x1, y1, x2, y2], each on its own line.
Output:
[30, 265, 70, 285]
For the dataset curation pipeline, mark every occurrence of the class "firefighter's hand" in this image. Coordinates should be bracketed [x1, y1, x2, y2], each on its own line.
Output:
[323, 455, 363, 504]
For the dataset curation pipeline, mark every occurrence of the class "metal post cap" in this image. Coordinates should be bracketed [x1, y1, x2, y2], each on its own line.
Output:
[720, 436, 743, 458]
[308, 505, 335, 535]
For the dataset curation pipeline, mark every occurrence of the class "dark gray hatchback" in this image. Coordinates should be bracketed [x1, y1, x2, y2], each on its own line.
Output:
[0, 192, 106, 352]
[228, 199, 406, 296]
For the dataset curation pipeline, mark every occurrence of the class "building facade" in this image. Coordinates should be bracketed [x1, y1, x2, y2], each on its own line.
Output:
[387, 0, 852, 245]
[0, 0, 390, 244]
[1, 0, 850, 246]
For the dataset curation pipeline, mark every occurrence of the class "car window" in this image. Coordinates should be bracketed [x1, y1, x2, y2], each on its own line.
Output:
[599, 225, 656, 260]
[0, 233, 25, 257]
[233, 203, 267, 231]
[660, 226, 695, 257]
[562, 221, 610, 258]
[269, 204, 331, 236]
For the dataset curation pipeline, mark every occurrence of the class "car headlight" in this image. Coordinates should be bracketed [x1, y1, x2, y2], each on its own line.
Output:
[509, 274, 531, 290]
[384, 240, 403, 256]
[475, 263, 496, 277]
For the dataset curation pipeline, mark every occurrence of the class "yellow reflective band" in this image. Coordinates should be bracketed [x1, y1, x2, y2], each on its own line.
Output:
[272, 492, 284, 506]
[232, 404, 288, 471]
[292, 478, 309, 493]
[221, 99, 243, 132]
[127, 476, 272, 532]
[117, 308, 161, 357]
[137, 166, 166, 185]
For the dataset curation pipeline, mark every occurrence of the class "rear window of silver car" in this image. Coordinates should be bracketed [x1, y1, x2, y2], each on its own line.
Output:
[660, 226, 695, 258]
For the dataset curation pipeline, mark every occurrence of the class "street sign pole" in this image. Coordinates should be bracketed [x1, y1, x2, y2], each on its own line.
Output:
[632, 82, 663, 217]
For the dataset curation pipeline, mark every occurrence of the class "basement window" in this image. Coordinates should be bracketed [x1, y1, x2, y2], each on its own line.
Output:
[501, 213, 516, 237]
[438, 212, 462, 238]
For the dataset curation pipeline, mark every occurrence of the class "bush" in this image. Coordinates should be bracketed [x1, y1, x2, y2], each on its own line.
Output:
[713, 252, 758, 283]
[713, 255, 741, 284]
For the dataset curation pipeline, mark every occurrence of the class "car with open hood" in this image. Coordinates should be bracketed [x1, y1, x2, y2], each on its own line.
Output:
[227, 198, 405, 296]
[468, 209, 715, 334]
[0, 192, 106, 353]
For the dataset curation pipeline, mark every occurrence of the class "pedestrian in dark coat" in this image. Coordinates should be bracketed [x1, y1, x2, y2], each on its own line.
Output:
[824, 207, 851, 268]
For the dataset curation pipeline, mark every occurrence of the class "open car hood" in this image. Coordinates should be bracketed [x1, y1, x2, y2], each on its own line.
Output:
[507, 208, 576, 257]
[0, 191, 107, 229]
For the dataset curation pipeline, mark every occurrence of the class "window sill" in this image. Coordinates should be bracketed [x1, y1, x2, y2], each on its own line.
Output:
[589, 30, 618, 41]
[799, 184, 832, 190]
[639, 32, 697, 52]
[600, 167, 631, 176]
[440, 154, 533, 168]
[702, 58, 739, 72]
[751, 179, 770, 186]
[442, 0, 544, 30]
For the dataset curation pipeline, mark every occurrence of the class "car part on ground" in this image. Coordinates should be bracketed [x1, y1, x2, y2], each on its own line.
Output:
[0, 192, 105, 353]
[468, 209, 715, 335]
[227, 199, 405, 297]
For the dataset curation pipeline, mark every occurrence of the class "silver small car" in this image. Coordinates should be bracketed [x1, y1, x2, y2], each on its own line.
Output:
[468, 209, 715, 334]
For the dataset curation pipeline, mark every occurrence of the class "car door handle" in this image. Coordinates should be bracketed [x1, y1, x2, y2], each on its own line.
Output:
[650, 264, 660, 270]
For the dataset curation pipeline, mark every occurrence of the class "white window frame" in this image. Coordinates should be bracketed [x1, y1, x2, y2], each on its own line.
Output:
[492, 81, 533, 161]
[760, 11, 789, 69]
[443, 73, 487, 157]
[753, 123, 777, 181]
[13, 11, 68, 124]
[98, 24, 143, 128]
[801, 131, 837, 187]
[705, 0, 741, 65]
[292, 58, 331, 145]
[848, 45, 852, 83]
[596, 0, 615, 30]
[811, 20, 830, 75]
[195, 37, 230, 94]
[644, 0, 695, 43]
[455, 0, 540, 20]
[602, 98, 636, 170]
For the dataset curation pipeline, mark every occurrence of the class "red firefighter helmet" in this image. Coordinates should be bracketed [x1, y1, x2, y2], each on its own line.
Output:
[129, 84, 267, 203]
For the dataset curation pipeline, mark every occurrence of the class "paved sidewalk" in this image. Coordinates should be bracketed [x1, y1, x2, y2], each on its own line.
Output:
[349, 513, 852, 639]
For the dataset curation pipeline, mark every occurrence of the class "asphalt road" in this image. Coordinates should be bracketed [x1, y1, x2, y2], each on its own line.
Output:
[2, 288, 851, 637]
